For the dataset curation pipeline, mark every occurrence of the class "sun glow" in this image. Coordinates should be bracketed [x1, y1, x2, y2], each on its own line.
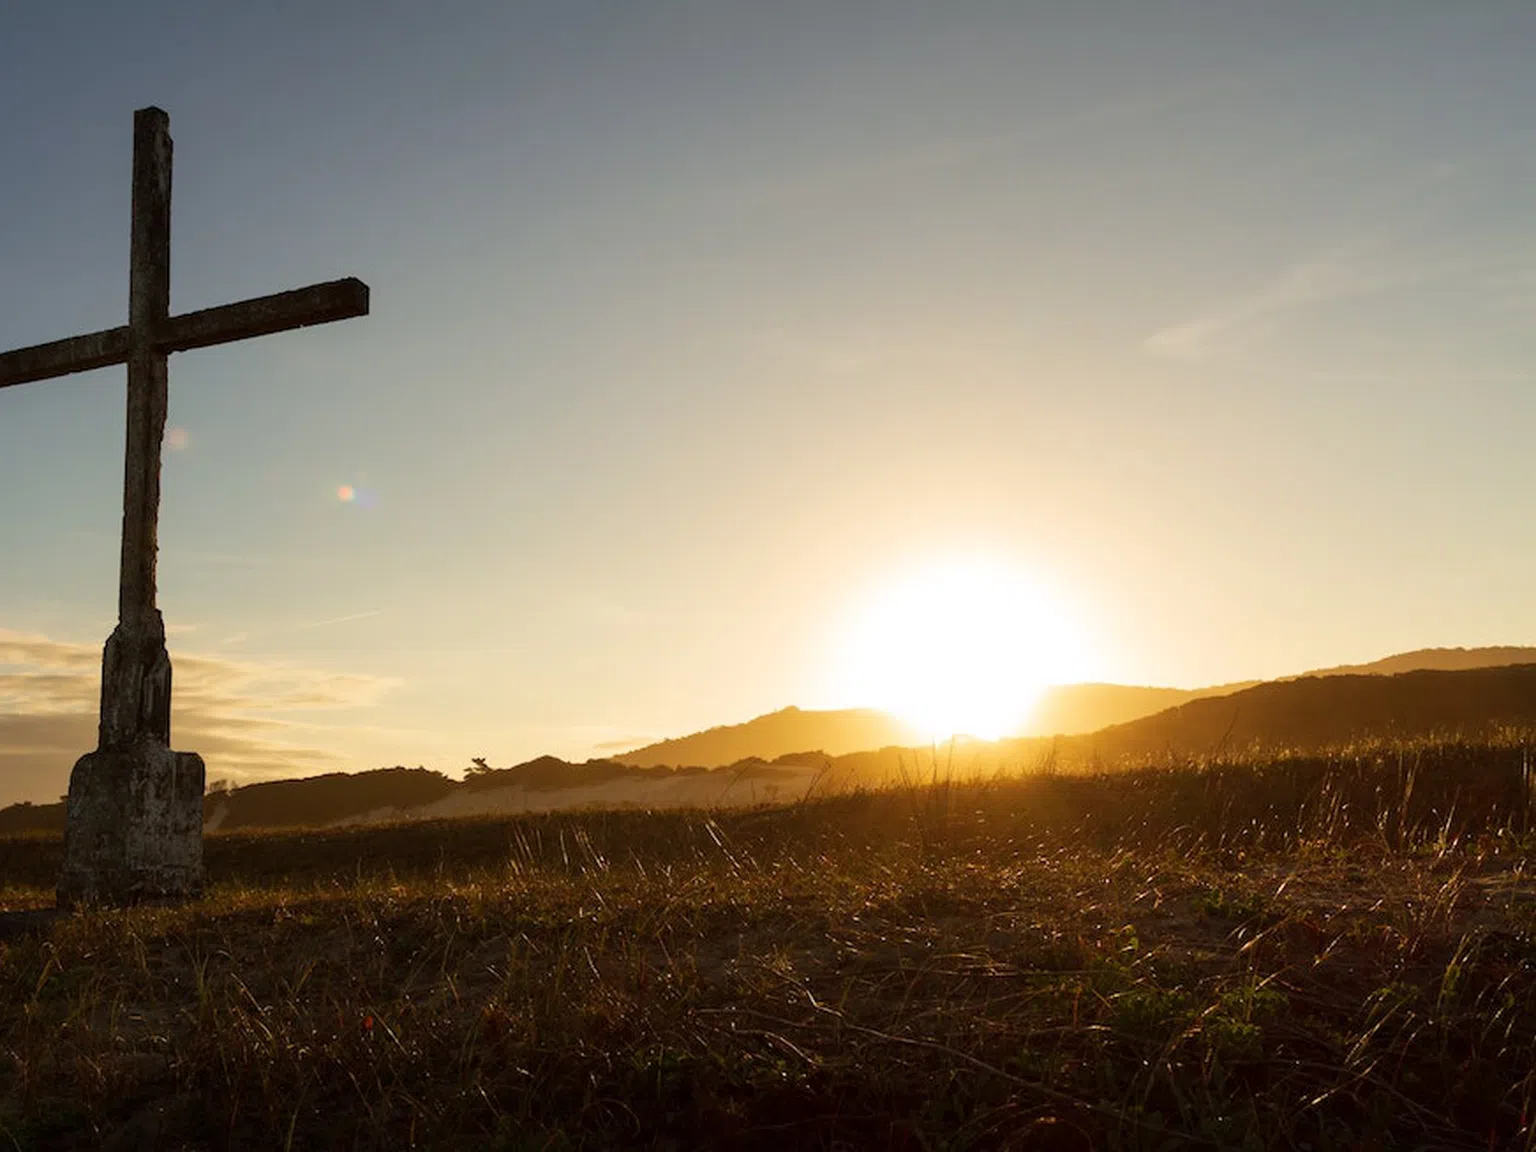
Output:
[831, 557, 1091, 742]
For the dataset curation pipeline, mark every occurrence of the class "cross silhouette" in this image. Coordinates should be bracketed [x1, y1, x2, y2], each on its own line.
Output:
[0, 107, 369, 903]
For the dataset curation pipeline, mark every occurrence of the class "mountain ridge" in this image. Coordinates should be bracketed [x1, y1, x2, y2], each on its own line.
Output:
[615, 646, 1536, 769]
[5, 646, 1536, 835]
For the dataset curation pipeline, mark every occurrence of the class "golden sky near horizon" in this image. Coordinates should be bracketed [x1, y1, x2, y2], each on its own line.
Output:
[3, 4, 1536, 804]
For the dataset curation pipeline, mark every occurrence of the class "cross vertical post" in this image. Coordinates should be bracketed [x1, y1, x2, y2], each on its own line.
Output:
[101, 106, 174, 751]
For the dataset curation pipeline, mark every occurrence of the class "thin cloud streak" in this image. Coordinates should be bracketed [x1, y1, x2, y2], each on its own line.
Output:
[1144, 243, 1536, 364]
[709, 59, 1266, 219]
[298, 609, 384, 630]
[1144, 249, 1401, 363]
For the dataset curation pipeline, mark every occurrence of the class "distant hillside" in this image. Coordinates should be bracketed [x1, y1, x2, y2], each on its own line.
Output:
[0, 756, 837, 837]
[613, 689, 1235, 768]
[1299, 647, 1536, 679]
[205, 767, 456, 832]
[615, 707, 924, 768]
[1026, 681, 1253, 736]
[7, 650, 1536, 837]
[0, 800, 64, 837]
[1072, 664, 1536, 762]
[615, 647, 1536, 769]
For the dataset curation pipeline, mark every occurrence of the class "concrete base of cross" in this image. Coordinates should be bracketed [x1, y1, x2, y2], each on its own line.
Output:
[56, 744, 205, 908]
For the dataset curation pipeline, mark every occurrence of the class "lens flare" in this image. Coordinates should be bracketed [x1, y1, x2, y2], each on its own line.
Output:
[337, 484, 356, 503]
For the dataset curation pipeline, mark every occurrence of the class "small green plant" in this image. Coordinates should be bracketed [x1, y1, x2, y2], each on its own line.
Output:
[1195, 885, 1272, 924]
[1110, 986, 1194, 1040]
[1204, 1014, 1264, 1063]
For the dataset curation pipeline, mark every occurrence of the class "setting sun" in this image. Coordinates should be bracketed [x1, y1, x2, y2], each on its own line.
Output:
[831, 558, 1091, 741]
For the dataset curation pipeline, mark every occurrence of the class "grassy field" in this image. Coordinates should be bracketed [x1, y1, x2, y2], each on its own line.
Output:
[2, 741, 1535, 1149]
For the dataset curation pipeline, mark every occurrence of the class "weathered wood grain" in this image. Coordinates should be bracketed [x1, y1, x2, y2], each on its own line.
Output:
[163, 278, 369, 352]
[0, 327, 131, 389]
[116, 105, 173, 649]
[0, 279, 370, 389]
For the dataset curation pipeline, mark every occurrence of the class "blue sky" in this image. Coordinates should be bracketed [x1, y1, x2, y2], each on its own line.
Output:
[2, 3, 1535, 803]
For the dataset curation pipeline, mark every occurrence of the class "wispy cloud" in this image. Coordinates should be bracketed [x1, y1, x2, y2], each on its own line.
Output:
[0, 628, 400, 805]
[742, 323, 1033, 379]
[297, 609, 383, 630]
[1145, 243, 1536, 364]
[1144, 249, 1400, 363]
[712, 65, 1244, 217]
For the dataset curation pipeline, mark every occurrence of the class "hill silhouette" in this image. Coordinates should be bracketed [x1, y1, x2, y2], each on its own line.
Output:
[614, 707, 924, 768]
[613, 687, 1253, 768]
[1066, 663, 1536, 762]
[0, 800, 64, 837]
[204, 766, 456, 832]
[615, 647, 1536, 768]
[1025, 680, 1253, 736]
[1292, 646, 1536, 679]
[5, 648, 1536, 835]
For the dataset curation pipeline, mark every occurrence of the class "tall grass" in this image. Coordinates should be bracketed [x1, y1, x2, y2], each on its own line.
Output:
[1, 739, 1534, 1149]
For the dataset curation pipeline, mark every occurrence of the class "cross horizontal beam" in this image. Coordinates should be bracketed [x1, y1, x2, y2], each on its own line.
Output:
[0, 327, 131, 389]
[166, 278, 370, 354]
[0, 277, 369, 390]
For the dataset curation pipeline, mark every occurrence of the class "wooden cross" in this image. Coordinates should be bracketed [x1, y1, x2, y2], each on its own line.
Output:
[0, 107, 369, 753]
